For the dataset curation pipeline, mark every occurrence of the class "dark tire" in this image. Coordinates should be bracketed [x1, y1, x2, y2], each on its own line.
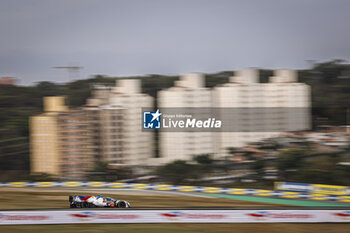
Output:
[117, 201, 127, 208]
[69, 196, 73, 202]
[89, 203, 96, 208]
[70, 203, 77, 208]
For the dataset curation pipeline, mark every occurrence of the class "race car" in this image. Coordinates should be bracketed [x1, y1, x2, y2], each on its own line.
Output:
[69, 195, 131, 208]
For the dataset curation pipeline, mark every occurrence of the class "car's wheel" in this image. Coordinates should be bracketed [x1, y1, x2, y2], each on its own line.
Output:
[89, 203, 96, 208]
[117, 201, 127, 208]
[70, 203, 77, 208]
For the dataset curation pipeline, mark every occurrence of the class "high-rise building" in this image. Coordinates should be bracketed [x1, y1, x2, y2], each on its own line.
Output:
[212, 69, 311, 157]
[57, 109, 93, 179]
[85, 79, 154, 168]
[158, 73, 214, 163]
[30, 96, 66, 176]
[84, 105, 124, 166]
[109, 79, 154, 167]
[30, 97, 93, 179]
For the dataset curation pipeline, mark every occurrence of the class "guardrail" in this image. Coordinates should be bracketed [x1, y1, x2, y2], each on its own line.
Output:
[0, 209, 349, 224]
[2, 182, 350, 202]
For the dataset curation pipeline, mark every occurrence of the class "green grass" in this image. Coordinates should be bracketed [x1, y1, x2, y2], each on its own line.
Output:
[200, 193, 350, 207]
[1, 223, 349, 233]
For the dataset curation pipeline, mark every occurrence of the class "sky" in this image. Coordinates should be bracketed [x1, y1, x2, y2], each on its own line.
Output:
[1, 0, 350, 85]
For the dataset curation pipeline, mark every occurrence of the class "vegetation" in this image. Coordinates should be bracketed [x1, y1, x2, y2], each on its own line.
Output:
[155, 145, 350, 188]
[276, 148, 309, 180]
[156, 160, 199, 185]
[86, 162, 133, 182]
[156, 154, 219, 184]
[251, 147, 350, 187]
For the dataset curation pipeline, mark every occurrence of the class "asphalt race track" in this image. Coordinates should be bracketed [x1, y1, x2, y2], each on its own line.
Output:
[74, 187, 350, 207]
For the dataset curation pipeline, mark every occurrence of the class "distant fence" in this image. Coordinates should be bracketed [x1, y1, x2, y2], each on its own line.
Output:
[0, 209, 350, 225]
[2, 181, 350, 202]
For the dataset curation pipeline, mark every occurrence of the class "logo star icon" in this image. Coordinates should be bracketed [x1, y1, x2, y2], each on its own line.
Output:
[151, 109, 162, 122]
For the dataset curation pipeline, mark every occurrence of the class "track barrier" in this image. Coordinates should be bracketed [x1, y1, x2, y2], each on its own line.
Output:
[0, 209, 350, 225]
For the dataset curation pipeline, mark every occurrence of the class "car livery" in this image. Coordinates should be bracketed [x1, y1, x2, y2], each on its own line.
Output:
[69, 195, 131, 208]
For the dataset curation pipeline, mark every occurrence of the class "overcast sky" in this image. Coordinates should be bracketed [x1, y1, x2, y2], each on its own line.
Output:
[1, 0, 350, 85]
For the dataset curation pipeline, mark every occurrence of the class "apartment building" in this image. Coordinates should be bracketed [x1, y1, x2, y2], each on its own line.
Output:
[57, 109, 93, 179]
[84, 105, 124, 166]
[158, 73, 214, 163]
[212, 69, 311, 157]
[30, 97, 93, 179]
[85, 79, 154, 167]
[109, 80, 154, 167]
[30, 72, 311, 173]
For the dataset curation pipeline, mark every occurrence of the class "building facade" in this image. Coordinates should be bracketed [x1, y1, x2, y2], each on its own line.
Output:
[30, 97, 93, 179]
[84, 105, 124, 166]
[212, 69, 311, 157]
[108, 80, 154, 167]
[57, 109, 93, 179]
[158, 73, 214, 164]
[85, 79, 154, 168]
[30, 96, 67, 176]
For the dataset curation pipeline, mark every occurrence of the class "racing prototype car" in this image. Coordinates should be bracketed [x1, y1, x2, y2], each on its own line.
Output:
[69, 195, 131, 208]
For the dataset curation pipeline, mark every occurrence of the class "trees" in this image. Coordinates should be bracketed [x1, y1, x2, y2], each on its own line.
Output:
[156, 155, 216, 185]
[294, 155, 350, 186]
[193, 154, 217, 176]
[156, 154, 232, 185]
[156, 160, 197, 185]
[275, 148, 350, 186]
[193, 154, 214, 166]
[86, 162, 132, 182]
[276, 148, 308, 180]
[28, 173, 56, 181]
[252, 159, 266, 177]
